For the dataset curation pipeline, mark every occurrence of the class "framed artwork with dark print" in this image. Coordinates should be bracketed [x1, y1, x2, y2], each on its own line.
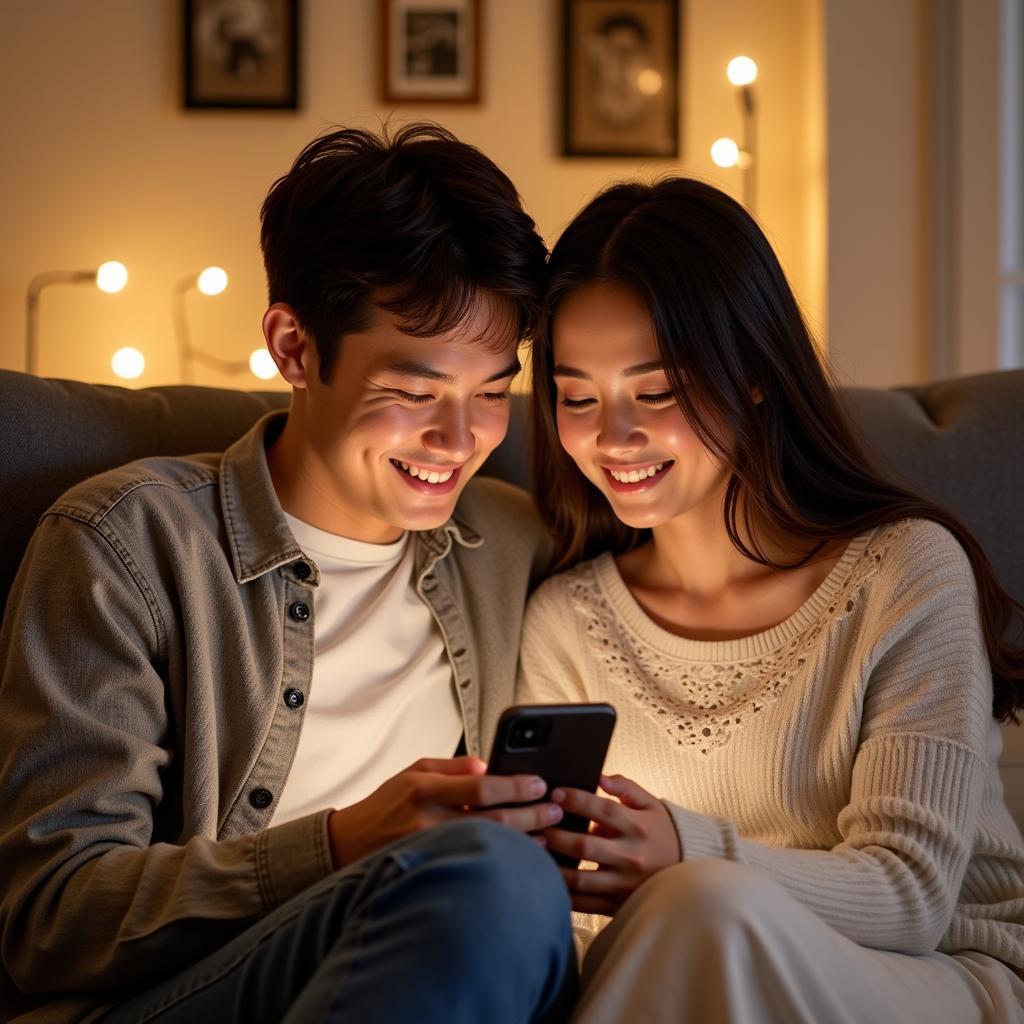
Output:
[563, 0, 680, 156]
[184, 0, 299, 110]
[381, 0, 481, 104]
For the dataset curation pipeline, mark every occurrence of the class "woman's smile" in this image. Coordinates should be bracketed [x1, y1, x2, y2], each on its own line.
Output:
[601, 460, 675, 493]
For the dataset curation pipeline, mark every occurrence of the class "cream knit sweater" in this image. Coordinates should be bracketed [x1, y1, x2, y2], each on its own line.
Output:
[518, 519, 1024, 968]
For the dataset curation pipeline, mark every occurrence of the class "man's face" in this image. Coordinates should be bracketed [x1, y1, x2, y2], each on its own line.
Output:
[290, 297, 519, 543]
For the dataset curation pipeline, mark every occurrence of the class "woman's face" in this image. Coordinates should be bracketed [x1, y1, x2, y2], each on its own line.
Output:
[552, 281, 730, 530]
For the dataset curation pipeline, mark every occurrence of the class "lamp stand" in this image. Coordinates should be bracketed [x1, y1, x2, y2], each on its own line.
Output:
[25, 270, 96, 375]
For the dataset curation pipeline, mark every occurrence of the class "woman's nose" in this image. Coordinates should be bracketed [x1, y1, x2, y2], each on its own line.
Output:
[596, 403, 645, 458]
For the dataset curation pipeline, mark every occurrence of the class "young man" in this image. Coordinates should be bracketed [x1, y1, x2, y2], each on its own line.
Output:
[0, 125, 575, 1023]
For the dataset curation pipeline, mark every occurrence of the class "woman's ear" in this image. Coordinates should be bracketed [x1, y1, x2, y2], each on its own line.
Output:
[751, 385, 764, 405]
[263, 303, 313, 388]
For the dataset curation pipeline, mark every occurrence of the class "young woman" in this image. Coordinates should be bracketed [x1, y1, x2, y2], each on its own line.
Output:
[518, 178, 1024, 1023]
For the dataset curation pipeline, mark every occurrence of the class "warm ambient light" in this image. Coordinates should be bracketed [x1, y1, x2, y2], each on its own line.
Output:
[95, 261, 128, 293]
[711, 137, 740, 168]
[249, 348, 278, 380]
[197, 266, 228, 296]
[636, 68, 663, 96]
[111, 347, 145, 380]
[727, 56, 758, 86]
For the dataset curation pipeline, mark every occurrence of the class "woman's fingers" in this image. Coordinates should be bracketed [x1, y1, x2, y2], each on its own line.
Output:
[552, 786, 634, 834]
[543, 825, 634, 869]
[599, 773, 656, 809]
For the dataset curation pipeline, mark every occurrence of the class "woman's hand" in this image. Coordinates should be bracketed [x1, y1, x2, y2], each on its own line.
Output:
[542, 773, 682, 915]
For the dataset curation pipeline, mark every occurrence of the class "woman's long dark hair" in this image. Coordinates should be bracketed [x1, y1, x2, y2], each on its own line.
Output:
[531, 178, 1024, 723]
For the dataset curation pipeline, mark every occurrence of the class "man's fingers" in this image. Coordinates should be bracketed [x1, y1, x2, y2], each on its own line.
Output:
[477, 802, 563, 833]
[408, 756, 487, 776]
[457, 771, 549, 807]
[417, 771, 547, 809]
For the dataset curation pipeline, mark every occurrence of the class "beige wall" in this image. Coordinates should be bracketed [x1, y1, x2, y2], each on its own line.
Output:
[0, 0, 819, 387]
[824, 0, 1006, 388]
[825, 0, 932, 388]
[956, 0, 1001, 376]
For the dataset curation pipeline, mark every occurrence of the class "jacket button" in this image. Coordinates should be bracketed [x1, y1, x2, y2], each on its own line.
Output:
[249, 788, 273, 809]
[293, 560, 312, 580]
[284, 688, 305, 709]
[289, 601, 310, 622]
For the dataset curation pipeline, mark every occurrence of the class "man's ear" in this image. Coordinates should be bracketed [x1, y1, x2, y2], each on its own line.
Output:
[263, 303, 314, 388]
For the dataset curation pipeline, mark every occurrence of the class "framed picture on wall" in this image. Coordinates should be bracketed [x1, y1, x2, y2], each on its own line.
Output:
[563, 0, 680, 156]
[381, 0, 481, 103]
[183, 0, 300, 110]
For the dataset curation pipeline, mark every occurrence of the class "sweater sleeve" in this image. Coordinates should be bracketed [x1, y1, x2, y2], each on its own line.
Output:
[0, 513, 334, 996]
[665, 524, 992, 954]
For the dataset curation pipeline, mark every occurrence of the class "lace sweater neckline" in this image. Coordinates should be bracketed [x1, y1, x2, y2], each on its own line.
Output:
[590, 530, 875, 664]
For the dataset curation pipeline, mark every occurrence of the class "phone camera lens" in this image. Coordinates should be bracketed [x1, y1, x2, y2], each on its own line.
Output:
[507, 715, 551, 750]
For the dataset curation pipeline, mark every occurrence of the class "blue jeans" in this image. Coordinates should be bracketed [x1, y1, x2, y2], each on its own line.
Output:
[101, 819, 577, 1023]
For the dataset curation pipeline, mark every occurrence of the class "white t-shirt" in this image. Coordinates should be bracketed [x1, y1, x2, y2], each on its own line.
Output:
[269, 514, 462, 826]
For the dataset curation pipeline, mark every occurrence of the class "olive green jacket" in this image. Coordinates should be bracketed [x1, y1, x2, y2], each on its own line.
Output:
[0, 413, 550, 1023]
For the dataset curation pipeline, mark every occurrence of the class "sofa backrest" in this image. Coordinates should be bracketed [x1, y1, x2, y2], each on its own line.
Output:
[2, 367, 1021, 615]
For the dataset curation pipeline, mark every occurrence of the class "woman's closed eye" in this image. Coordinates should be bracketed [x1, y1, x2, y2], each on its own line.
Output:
[559, 394, 596, 409]
[637, 391, 676, 406]
[559, 391, 675, 409]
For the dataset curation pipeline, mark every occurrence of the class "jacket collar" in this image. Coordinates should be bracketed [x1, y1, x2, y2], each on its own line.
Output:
[219, 412, 482, 584]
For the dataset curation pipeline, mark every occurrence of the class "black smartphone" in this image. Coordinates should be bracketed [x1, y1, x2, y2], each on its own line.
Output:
[487, 703, 616, 867]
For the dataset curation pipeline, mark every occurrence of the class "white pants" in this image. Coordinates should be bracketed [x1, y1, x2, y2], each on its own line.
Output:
[574, 859, 1024, 1023]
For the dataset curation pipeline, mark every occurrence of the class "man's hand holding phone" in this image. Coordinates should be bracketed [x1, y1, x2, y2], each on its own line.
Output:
[326, 755, 563, 868]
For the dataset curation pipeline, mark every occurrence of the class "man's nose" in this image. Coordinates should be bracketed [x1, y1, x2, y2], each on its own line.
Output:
[422, 400, 475, 462]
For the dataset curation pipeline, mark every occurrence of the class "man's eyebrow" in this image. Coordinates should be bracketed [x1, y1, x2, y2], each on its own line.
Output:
[483, 359, 521, 383]
[384, 360, 457, 384]
[553, 360, 665, 380]
[383, 358, 521, 385]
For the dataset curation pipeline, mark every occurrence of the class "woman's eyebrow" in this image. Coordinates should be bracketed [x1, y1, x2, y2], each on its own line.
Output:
[553, 360, 665, 380]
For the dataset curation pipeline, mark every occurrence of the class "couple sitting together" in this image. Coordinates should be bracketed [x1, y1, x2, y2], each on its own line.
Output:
[2, 123, 1023, 1024]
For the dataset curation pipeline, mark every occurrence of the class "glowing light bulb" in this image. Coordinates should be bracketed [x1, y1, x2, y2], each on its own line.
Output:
[249, 348, 277, 380]
[112, 347, 145, 380]
[727, 56, 758, 86]
[636, 68, 663, 95]
[96, 261, 128, 293]
[197, 266, 228, 296]
[711, 138, 740, 168]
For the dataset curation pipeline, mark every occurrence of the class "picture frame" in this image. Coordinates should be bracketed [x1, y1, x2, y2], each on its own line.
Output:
[183, 0, 300, 110]
[562, 0, 680, 157]
[381, 0, 481, 104]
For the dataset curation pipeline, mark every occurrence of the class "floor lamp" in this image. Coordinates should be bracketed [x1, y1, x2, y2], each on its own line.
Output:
[710, 56, 759, 211]
[173, 267, 278, 382]
[25, 262, 127, 375]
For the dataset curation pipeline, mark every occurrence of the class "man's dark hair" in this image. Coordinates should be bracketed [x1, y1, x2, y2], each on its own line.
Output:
[260, 122, 548, 382]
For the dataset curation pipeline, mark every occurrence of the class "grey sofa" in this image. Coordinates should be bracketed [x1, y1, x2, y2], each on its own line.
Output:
[1, 367, 1022, 829]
